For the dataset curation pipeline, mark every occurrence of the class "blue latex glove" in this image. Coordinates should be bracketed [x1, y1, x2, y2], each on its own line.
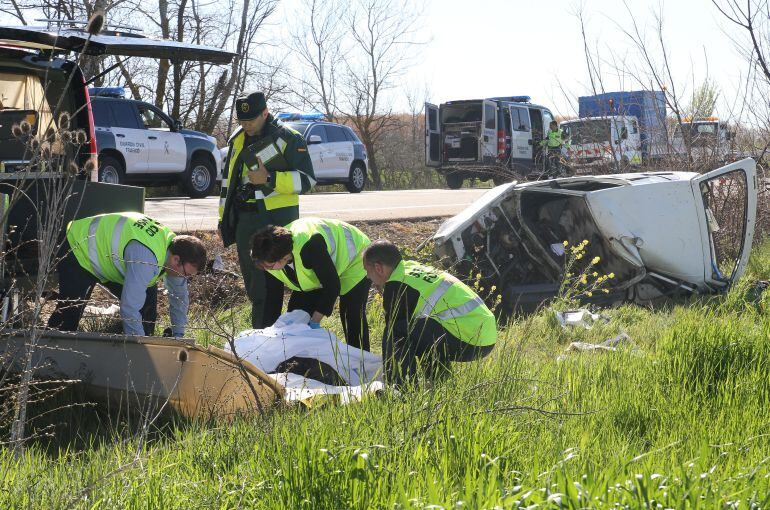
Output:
[308, 321, 321, 329]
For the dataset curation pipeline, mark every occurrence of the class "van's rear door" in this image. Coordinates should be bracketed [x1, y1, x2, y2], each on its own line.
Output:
[0, 26, 235, 64]
[480, 100, 497, 162]
[690, 158, 757, 287]
[425, 102, 440, 167]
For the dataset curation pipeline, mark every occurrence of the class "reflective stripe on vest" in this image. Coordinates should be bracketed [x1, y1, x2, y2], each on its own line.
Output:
[67, 213, 175, 286]
[268, 217, 370, 295]
[229, 131, 299, 211]
[388, 260, 496, 347]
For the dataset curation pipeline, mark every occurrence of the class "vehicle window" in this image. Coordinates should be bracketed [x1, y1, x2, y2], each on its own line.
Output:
[325, 125, 348, 142]
[567, 119, 611, 144]
[110, 102, 141, 129]
[511, 107, 530, 132]
[308, 125, 328, 143]
[138, 106, 171, 130]
[484, 104, 496, 130]
[91, 101, 112, 126]
[428, 107, 438, 131]
[344, 127, 360, 142]
[630, 120, 639, 134]
[699, 169, 748, 282]
[541, 110, 554, 129]
[442, 103, 483, 123]
[621, 126, 628, 140]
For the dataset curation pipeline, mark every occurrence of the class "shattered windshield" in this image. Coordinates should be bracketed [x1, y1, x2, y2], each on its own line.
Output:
[563, 119, 611, 144]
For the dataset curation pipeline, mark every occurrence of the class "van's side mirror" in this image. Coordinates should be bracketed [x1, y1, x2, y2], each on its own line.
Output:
[173, 119, 183, 131]
[308, 134, 323, 144]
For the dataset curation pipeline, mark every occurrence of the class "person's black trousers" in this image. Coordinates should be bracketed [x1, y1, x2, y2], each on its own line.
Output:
[286, 277, 372, 351]
[47, 242, 158, 336]
[383, 317, 494, 384]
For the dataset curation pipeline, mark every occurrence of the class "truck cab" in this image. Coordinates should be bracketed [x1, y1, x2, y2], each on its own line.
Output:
[425, 96, 555, 188]
[672, 118, 733, 163]
[561, 115, 642, 171]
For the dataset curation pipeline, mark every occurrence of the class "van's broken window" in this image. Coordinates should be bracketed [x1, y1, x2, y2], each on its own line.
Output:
[699, 169, 749, 282]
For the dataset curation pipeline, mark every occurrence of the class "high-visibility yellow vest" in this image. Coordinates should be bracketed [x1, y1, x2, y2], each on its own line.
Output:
[268, 217, 370, 295]
[545, 129, 565, 148]
[67, 212, 174, 286]
[388, 260, 497, 346]
[226, 130, 300, 212]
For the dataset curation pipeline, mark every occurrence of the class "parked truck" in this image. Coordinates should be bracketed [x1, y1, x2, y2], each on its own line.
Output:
[562, 90, 668, 171]
[425, 96, 556, 188]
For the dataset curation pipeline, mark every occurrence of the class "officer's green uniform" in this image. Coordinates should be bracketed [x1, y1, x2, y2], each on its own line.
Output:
[219, 92, 316, 328]
[67, 212, 175, 285]
[266, 217, 370, 295]
[387, 260, 496, 347]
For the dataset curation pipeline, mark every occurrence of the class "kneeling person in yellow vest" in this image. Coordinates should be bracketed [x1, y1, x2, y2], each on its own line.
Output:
[250, 217, 372, 350]
[48, 212, 207, 337]
[363, 240, 496, 384]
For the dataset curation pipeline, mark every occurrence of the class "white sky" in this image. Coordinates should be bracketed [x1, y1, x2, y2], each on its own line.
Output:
[411, 0, 741, 117]
[0, 0, 745, 119]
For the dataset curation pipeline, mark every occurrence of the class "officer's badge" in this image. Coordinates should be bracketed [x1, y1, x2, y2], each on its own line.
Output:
[241, 102, 250, 113]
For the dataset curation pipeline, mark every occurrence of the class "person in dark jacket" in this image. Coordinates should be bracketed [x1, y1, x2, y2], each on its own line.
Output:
[218, 91, 316, 328]
[251, 217, 372, 350]
[363, 240, 496, 384]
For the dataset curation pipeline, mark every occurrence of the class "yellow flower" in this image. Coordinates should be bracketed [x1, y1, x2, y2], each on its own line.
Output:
[592, 271, 598, 277]
[575, 254, 583, 260]
[591, 256, 600, 264]
[586, 291, 593, 297]
[580, 275, 588, 285]
[566, 272, 573, 277]
[563, 240, 569, 247]
[603, 289, 610, 294]
[582, 239, 589, 245]
[609, 272, 615, 279]
[490, 285, 497, 291]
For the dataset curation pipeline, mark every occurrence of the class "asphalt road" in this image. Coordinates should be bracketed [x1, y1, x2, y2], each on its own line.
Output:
[145, 188, 491, 231]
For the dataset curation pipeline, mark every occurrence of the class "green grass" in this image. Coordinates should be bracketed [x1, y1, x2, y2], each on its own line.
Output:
[4, 245, 770, 508]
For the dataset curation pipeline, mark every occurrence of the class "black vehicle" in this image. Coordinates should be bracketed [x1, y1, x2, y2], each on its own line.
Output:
[0, 23, 234, 300]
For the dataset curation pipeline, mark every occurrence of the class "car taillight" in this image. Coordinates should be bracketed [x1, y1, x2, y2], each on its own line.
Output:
[497, 129, 505, 158]
[83, 82, 99, 181]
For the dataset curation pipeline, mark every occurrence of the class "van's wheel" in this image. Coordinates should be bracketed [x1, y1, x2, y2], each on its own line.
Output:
[445, 173, 464, 189]
[182, 156, 216, 199]
[98, 155, 124, 184]
[345, 163, 367, 193]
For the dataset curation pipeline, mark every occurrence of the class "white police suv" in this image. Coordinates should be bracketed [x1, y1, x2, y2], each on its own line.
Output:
[278, 113, 368, 193]
[90, 88, 221, 198]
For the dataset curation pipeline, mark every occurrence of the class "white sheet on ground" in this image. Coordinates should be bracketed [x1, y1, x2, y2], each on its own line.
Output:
[224, 310, 384, 404]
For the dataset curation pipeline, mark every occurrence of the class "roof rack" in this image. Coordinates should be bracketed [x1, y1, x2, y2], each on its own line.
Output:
[35, 18, 143, 33]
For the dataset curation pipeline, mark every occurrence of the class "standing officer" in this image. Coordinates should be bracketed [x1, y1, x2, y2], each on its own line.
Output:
[218, 92, 316, 328]
[540, 120, 568, 176]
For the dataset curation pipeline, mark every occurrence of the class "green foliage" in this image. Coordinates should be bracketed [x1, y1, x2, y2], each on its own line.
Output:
[4, 246, 770, 508]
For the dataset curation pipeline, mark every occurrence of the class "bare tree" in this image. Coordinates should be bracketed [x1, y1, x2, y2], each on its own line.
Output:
[338, 0, 424, 189]
[288, 0, 345, 120]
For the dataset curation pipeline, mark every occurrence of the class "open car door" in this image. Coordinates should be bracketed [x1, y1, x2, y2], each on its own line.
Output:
[425, 102, 440, 167]
[690, 157, 757, 287]
[0, 25, 235, 64]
